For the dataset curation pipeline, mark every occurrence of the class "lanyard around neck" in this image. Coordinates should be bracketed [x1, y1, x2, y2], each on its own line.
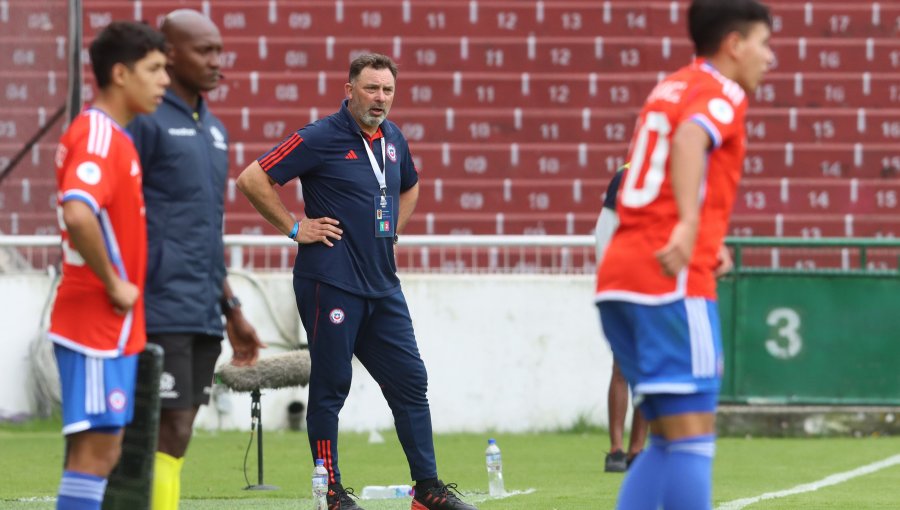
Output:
[359, 133, 387, 193]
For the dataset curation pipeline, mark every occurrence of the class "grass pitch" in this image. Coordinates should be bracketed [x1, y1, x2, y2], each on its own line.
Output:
[1, 418, 898, 509]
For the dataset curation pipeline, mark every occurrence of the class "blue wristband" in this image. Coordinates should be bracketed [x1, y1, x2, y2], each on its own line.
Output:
[288, 221, 300, 239]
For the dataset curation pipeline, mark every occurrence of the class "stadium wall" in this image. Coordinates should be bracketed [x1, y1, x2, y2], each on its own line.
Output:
[0, 272, 617, 433]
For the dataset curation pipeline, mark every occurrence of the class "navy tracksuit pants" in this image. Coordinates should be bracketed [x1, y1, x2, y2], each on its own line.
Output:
[294, 277, 437, 484]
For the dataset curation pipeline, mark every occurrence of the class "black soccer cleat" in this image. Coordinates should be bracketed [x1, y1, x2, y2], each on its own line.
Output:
[327, 483, 366, 510]
[411, 480, 478, 510]
[626, 451, 642, 470]
[605, 450, 628, 472]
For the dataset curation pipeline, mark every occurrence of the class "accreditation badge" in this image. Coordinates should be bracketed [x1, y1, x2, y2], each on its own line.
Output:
[374, 194, 394, 237]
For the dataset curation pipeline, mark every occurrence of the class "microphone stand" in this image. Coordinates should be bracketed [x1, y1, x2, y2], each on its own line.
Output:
[245, 388, 278, 490]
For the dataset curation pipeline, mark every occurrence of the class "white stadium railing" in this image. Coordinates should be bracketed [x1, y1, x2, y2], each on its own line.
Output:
[0, 235, 598, 274]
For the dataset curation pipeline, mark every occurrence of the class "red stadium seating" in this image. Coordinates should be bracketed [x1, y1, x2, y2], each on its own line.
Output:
[201, 70, 659, 110]
[219, 105, 900, 148]
[6, 0, 900, 245]
[771, 37, 900, 74]
[414, 178, 606, 215]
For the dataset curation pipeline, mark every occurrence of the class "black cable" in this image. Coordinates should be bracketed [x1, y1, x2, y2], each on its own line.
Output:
[0, 104, 66, 185]
[242, 419, 256, 488]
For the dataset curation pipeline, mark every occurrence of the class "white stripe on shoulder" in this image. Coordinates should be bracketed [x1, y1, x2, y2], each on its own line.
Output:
[87, 111, 98, 155]
[99, 116, 112, 158]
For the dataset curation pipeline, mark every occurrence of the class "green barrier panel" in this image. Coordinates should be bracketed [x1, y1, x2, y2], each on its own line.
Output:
[719, 238, 900, 405]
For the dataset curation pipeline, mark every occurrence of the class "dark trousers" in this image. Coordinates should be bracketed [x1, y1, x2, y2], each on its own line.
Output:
[294, 277, 437, 483]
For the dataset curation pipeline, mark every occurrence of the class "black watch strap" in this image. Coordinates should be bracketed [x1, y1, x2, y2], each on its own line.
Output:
[222, 296, 242, 311]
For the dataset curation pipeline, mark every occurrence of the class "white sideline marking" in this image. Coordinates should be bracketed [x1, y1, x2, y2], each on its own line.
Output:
[468, 488, 537, 503]
[715, 454, 900, 510]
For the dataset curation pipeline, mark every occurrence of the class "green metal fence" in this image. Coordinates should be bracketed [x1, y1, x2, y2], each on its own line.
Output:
[719, 237, 900, 405]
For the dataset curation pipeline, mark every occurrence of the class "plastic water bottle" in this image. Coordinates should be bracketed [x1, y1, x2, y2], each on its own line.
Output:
[485, 438, 505, 497]
[312, 459, 328, 510]
[360, 484, 414, 499]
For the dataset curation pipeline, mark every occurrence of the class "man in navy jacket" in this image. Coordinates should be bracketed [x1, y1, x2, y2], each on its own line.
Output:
[237, 53, 477, 510]
[128, 10, 263, 509]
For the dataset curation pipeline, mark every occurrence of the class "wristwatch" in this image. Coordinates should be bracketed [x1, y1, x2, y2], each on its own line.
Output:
[221, 295, 242, 312]
[393, 234, 399, 245]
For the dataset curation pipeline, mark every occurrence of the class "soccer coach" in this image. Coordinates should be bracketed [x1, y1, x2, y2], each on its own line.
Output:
[236, 53, 477, 510]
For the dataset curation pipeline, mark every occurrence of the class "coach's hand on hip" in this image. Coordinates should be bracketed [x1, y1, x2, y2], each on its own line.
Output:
[296, 217, 343, 247]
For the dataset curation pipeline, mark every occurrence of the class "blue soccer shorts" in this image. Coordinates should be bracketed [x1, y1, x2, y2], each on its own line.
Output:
[598, 297, 723, 420]
[54, 344, 138, 435]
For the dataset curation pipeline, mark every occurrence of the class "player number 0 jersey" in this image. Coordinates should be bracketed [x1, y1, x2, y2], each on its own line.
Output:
[596, 59, 749, 303]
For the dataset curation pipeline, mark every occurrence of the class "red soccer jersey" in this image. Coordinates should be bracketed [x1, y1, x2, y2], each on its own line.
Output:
[49, 109, 147, 357]
[596, 59, 748, 303]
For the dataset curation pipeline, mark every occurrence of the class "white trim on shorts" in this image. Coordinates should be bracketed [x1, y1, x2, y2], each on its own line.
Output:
[594, 269, 688, 305]
[634, 382, 698, 395]
[686, 297, 717, 378]
[85, 357, 106, 415]
[48, 333, 119, 358]
[62, 420, 93, 435]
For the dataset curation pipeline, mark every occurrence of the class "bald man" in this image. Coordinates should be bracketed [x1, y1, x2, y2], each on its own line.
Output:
[127, 11, 264, 509]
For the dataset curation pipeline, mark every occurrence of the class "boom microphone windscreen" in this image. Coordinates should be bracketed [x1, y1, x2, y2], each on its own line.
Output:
[216, 350, 311, 392]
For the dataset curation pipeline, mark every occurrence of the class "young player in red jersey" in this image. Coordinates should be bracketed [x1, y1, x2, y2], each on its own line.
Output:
[48, 22, 169, 510]
[595, 1, 773, 508]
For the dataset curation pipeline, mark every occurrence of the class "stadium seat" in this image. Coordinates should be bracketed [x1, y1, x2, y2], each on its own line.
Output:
[853, 214, 899, 238]
[401, 211, 598, 236]
[743, 143, 857, 179]
[0, 178, 56, 214]
[407, 142, 625, 180]
[745, 108, 900, 144]
[768, 4, 883, 39]
[735, 178, 854, 215]
[727, 213, 895, 239]
[753, 71, 900, 109]
[771, 37, 900, 74]
[415, 177, 607, 215]
[2, 71, 68, 110]
[0, 143, 59, 179]
[0, 211, 57, 235]
[1, 2, 67, 35]
[734, 178, 899, 216]
[0, 37, 66, 73]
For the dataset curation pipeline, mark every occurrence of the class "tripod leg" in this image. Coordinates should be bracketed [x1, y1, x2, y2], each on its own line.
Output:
[245, 389, 278, 491]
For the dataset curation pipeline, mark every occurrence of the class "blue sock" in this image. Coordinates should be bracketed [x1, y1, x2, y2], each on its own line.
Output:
[615, 435, 667, 510]
[57, 470, 107, 510]
[662, 435, 716, 510]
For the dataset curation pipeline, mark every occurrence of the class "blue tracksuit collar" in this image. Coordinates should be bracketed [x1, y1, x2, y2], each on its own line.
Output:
[163, 88, 208, 120]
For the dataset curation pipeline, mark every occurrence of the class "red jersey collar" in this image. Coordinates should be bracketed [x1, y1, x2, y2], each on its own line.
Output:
[362, 127, 383, 142]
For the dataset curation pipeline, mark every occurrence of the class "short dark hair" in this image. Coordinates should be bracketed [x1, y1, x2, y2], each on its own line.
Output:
[90, 21, 167, 89]
[348, 53, 398, 83]
[689, 0, 772, 57]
